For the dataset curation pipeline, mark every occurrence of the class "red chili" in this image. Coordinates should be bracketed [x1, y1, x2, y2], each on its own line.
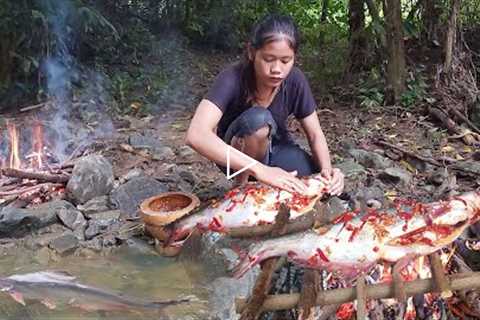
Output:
[316, 248, 330, 262]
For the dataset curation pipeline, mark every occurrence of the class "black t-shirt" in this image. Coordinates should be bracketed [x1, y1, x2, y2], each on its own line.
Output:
[205, 63, 317, 144]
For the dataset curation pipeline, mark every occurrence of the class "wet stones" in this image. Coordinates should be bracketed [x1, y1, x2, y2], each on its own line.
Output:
[49, 232, 79, 255]
[77, 196, 111, 215]
[0, 200, 77, 237]
[110, 176, 167, 217]
[66, 155, 115, 204]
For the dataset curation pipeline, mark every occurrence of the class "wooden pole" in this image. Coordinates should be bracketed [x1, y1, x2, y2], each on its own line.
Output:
[239, 204, 291, 320]
[356, 275, 367, 320]
[236, 271, 480, 313]
[429, 252, 453, 298]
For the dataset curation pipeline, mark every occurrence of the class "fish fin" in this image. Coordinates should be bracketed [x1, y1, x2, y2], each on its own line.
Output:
[9, 291, 25, 306]
[149, 297, 191, 308]
[41, 271, 77, 282]
[40, 298, 56, 310]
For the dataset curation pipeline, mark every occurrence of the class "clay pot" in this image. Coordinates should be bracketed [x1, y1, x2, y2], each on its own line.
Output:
[144, 223, 171, 242]
[140, 192, 200, 226]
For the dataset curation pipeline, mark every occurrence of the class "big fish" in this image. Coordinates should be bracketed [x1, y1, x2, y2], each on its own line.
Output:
[169, 174, 328, 242]
[233, 191, 480, 278]
[0, 271, 189, 313]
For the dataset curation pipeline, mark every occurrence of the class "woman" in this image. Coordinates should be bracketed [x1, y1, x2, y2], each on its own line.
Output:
[186, 14, 344, 196]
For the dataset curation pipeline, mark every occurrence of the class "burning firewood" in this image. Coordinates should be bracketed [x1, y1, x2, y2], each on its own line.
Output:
[1, 168, 70, 184]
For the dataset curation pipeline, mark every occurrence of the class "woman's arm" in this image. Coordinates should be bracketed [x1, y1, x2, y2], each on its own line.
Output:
[299, 112, 344, 195]
[186, 99, 308, 194]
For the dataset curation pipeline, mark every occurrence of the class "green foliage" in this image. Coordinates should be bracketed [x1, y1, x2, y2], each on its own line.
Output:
[400, 72, 428, 108]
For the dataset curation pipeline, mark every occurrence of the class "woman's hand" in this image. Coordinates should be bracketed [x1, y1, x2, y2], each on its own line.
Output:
[252, 164, 308, 195]
[320, 167, 344, 196]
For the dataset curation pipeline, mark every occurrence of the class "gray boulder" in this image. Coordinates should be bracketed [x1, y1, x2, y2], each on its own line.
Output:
[110, 176, 167, 217]
[0, 200, 74, 237]
[66, 155, 114, 204]
[348, 149, 393, 170]
[379, 167, 413, 186]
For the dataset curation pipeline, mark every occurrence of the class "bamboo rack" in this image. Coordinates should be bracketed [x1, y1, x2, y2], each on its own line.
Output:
[236, 271, 480, 313]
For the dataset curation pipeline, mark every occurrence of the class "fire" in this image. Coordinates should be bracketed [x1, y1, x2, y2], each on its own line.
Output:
[7, 121, 21, 169]
[2, 119, 47, 170]
[30, 120, 44, 169]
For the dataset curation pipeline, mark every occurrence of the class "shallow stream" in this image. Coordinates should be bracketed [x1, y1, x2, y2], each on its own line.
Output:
[0, 245, 211, 320]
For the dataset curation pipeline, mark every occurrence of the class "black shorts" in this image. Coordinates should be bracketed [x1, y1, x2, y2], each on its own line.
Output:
[218, 106, 319, 177]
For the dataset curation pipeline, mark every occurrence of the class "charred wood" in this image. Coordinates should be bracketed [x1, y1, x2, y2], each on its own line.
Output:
[1, 168, 70, 183]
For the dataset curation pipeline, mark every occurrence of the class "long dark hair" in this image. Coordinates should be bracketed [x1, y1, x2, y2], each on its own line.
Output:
[241, 14, 300, 104]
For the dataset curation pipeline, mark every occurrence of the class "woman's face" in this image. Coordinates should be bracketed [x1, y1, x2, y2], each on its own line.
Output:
[251, 39, 295, 90]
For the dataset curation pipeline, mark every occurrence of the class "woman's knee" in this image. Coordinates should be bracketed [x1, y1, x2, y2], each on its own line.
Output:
[223, 106, 277, 143]
[270, 144, 319, 176]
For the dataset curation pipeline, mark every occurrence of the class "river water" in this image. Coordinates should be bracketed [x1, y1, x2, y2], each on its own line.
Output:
[0, 245, 211, 319]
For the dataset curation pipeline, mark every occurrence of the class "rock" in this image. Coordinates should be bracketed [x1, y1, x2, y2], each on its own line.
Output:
[379, 167, 413, 185]
[151, 146, 175, 161]
[336, 158, 366, 178]
[110, 176, 167, 217]
[35, 232, 64, 247]
[77, 196, 111, 215]
[66, 155, 115, 204]
[454, 161, 480, 175]
[129, 133, 174, 160]
[85, 223, 104, 240]
[34, 247, 51, 265]
[82, 238, 103, 251]
[348, 149, 393, 170]
[84, 211, 121, 240]
[428, 168, 449, 185]
[49, 233, 79, 255]
[177, 145, 195, 158]
[129, 132, 162, 150]
[119, 168, 144, 183]
[0, 200, 74, 237]
[209, 273, 258, 320]
[57, 207, 87, 231]
[89, 210, 121, 224]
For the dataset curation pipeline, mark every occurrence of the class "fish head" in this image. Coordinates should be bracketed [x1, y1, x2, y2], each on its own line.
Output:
[386, 192, 480, 251]
[430, 191, 480, 226]
[0, 279, 13, 292]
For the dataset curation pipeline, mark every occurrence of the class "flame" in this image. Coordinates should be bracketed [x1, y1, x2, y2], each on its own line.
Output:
[31, 120, 44, 169]
[7, 121, 21, 169]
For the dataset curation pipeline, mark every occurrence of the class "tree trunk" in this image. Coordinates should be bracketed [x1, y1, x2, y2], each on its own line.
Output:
[318, 0, 329, 46]
[444, 0, 462, 74]
[344, 0, 367, 79]
[320, 0, 329, 22]
[421, 0, 442, 44]
[383, 0, 406, 104]
[0, 33, 13, 90]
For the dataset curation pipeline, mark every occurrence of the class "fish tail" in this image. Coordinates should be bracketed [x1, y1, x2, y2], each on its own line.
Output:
[232, 244, 277, 278]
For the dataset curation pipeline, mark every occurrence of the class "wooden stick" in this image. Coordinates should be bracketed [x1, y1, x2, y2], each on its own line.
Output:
[375, 139, 442, 167]
[429, 252, 453, 298]
[0, 183, 63, 196]
[1, 168, 70, 183]
[240, 204, 291, 320]
[356, 275, 367, 320]
[298, 269, 320, 320]
[376, 139, 480, 176]
[393, 261, 407, 302]
[236, 271, 480, 312]
[429, 107, 476, 145]
[19, 102, 46, 112]
[448, 107, 480, 135]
